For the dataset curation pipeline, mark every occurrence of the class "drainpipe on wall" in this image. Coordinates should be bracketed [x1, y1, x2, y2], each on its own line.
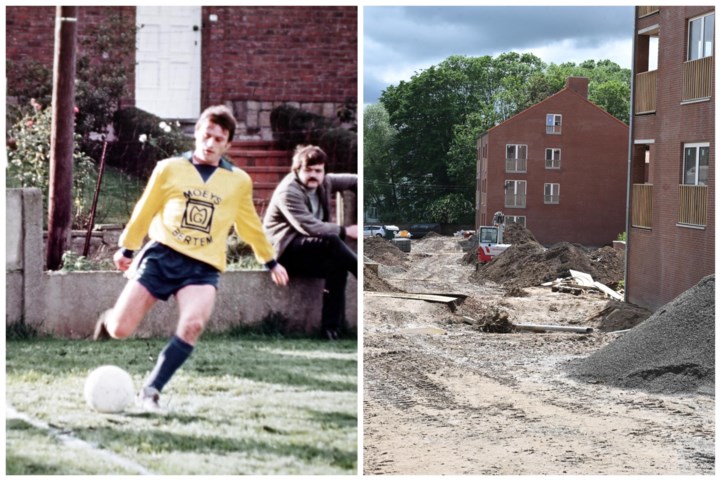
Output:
[623, 10, 639, 303]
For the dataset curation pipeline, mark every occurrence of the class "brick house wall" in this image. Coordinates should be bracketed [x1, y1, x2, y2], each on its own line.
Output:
[6, 6, 137, 109]
[627, 6, 715, 310]
[6, 6, 357, 139]
[200, 6, 356, 138]
[477, 77, 629, 247]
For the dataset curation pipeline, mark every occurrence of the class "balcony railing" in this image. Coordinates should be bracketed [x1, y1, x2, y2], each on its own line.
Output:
[504, 194, 526, 208]
[631, 184, 653, 228]
[678, 184, 708, 226]
[682, 56, 713, 101]
[635, 70, 657, 114]
[544, 195, 559, 204]
[506, 157, 527, 172]
[638, 6, 659, 18]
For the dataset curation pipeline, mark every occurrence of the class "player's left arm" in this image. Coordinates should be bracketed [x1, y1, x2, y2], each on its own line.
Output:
[233, 172, 286, 284]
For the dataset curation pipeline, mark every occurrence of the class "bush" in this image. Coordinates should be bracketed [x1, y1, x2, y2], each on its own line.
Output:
[107, 107, 194, 177]
[6, 104, 96, 228]
[270, 103, 357, 173]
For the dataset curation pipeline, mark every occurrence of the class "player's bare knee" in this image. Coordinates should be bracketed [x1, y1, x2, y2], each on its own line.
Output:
[178, 318, 205, 342]
[110, 323, 134, 340]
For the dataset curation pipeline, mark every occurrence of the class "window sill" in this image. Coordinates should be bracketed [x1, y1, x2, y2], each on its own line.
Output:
[681, 97, 711, 105]
[676, 222, 707, 230]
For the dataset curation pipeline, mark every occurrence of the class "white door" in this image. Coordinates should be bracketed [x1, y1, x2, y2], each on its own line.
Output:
[135, 6, 201, 119]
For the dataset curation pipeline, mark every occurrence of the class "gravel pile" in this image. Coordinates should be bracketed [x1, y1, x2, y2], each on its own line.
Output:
[569, 275, 715, 395]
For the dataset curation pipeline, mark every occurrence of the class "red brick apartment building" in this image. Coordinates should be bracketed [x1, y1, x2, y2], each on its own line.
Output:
[626, 6, 715, 310]
[476, 77, 629, 246]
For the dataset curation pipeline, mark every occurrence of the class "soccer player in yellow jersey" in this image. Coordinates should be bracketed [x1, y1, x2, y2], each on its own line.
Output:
[94, 105, 289, 411]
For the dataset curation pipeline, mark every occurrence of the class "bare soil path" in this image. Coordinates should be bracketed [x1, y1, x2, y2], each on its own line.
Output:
[363, 236, 714, 475]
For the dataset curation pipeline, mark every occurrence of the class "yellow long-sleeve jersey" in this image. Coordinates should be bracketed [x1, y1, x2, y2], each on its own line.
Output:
[119, 156, 275, 272]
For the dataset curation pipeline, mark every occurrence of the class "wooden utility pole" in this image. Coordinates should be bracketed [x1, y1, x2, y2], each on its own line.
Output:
[46, 6, 78, 270]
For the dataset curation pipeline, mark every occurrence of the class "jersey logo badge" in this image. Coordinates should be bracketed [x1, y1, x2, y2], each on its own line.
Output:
[182, 198, 214, 234]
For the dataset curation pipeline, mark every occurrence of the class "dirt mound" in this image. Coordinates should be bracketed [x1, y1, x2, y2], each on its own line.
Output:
[474, 307, 515, 333]
[473, 241, 625, 289]
[364, 236, 408, 267]
[587, 246, 625, 287]
[364, 264, 402, 292]
[569, 275, 715, 395]
[587, 300, 652, 332]
[502, 222, 538, 245]
[461, 235, 479, 264]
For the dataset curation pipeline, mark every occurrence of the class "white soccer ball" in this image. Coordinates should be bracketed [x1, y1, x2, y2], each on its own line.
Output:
[84, 365, 135, 413]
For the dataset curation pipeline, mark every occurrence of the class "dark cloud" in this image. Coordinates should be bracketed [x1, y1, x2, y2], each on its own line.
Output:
[364, 6, 634, 104]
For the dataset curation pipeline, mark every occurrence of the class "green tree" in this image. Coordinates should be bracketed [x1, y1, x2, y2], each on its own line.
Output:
[427, 193, 474, 224]
[591, 79, 631, 124]
[375, 52, 631, 225]
[544, 59, 631, 123]
[363, 103, 400, 221]
[75, 12, 137, 139]
[380, 53, 544, 222]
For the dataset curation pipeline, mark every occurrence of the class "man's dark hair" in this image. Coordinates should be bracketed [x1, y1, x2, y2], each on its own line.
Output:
[291, 145, 327, 174]
[195, 105, 236, 142]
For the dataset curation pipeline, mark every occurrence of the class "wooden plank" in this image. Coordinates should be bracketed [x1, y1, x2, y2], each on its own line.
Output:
[593, 282, 624, 301]
[365, 292, 458, 304]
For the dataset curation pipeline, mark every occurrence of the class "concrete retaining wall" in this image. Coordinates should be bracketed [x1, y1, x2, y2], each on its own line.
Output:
[6, 188, 356, 338]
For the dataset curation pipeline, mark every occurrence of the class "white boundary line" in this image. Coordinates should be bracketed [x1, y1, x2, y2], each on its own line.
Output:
[6, 403, 155, 475]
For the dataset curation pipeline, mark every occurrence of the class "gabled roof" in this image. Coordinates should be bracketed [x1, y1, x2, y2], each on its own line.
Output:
[481, 85, 628, 137]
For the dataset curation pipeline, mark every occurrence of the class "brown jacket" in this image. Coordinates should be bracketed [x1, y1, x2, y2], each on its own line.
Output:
[263, 172, 357, 257]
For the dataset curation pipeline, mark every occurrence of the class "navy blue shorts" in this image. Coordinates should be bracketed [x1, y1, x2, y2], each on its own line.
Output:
[132, 242, 220, 301]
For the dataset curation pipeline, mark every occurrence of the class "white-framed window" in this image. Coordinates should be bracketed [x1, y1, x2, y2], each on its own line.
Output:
[506, 215, 526, 227]
[504, 180, 527, 208]
[683, 142, 710, 185]
[545, 148, 561, 169]
[505, 144, 527, 172]
[544, 183, 560, 204]
[546, 114, 562, 134]
[688, 12, 714, 61]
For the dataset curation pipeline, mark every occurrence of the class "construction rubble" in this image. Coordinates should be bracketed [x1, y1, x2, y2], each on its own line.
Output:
[363, 228, 714, 475]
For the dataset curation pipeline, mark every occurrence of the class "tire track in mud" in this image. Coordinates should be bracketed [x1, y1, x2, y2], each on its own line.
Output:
[365, 327, 715, 475]
[364, 236, 715, 475]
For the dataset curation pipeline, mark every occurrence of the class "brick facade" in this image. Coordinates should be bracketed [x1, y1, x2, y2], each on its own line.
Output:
[200, 6, 357, 139]
[627, 6, 715, 310]
[477, 77, 629, 247]
[6, 6, 357, 139]
[6, 6, 137, 109]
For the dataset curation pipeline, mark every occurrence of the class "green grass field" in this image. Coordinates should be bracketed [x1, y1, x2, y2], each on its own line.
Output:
[6, 334, 358, 475]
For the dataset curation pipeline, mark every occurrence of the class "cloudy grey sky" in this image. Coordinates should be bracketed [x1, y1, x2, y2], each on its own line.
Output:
[364, 5, 635, 105]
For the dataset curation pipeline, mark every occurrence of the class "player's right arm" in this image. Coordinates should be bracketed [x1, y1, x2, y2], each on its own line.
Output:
[116, 162, 168, 264]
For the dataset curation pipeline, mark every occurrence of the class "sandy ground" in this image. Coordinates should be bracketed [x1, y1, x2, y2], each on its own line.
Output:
[362, 236, 715, 475]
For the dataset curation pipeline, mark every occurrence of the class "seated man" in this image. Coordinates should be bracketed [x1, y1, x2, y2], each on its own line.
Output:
[263, 145, 357, 340]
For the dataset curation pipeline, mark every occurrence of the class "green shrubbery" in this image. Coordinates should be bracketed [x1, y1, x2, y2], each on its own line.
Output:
[6, 104, 96, 228]
[270, 102, 357, 174]
[107, 107, 193, 178]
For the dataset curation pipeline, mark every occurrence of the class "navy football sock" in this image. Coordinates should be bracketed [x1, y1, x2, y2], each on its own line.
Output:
[145, 335, 194, 393]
